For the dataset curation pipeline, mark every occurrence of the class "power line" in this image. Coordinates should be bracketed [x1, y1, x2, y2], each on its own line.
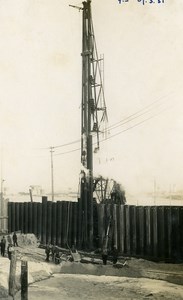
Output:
[106, 93, 173, 132]
[54, 104, 173, 156]
[43, 92, 173, 150]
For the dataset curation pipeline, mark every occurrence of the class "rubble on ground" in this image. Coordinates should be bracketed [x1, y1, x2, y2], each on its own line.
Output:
[0, 233, 183, 299]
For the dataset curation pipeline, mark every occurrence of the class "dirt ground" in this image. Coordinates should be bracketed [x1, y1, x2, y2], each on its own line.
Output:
[0, 234, 183, 300]
[14, 245, 183, 300]
[14, 273, 183, 300]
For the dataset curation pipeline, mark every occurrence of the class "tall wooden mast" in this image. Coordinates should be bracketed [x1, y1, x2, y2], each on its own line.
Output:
[71, 0, 107, 248]
[80, 0, 108, 249]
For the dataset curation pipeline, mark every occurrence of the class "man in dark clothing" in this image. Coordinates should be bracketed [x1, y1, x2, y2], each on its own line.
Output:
[112, 247, 118, 265]
[7, 243, 14, 260]
[45, 244, 51, 262]
[1, 236, 6, 257]
[13, 232, 18, 247]
[102, 249, 108, 265]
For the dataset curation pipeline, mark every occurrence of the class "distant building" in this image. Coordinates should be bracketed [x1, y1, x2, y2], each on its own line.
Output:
[29, 185, 44, 196]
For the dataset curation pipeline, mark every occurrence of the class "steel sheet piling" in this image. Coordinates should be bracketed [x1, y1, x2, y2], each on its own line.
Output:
[47, 201, 52, 244]
[171, 207, 180, 260]
[7, 200, 182, 262]
[67, 202, 73, 247]
[28, 202, 33, 233]
[33, 203, 38, 236]
[164, 206, 171, 260]
[138, 206, 145, 256]
[8, 202, 12, 233]
[19, 203, 24, 234]
[73, 202, 78, 247]
[113, 204, 118, 249]
[152, 206, 158, 258]
[24, 203, 28, 234]
[37, 203, 42, 241]
[119, 205, 125, 254]
[97, 204, 105, 249]
[56, 201, 62, 246]
[125, 205, 131, 255]
[62, 201, 68, 247]
[42, 197, 47, 245]
[180, 207, 183, 259]
[157, 206, 165, 259]
[78, 198, 83, 249]
[11, 203, 15, 233]
[130, 206, 137, 255]
[15, 203, 20, 231]
[145, 206, 151, 257]
[52, 202, 57, 245]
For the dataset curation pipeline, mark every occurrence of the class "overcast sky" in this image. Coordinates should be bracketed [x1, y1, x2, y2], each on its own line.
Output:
[0, 0, 183, 196]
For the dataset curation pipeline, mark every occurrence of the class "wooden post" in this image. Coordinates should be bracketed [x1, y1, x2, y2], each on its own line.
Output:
[21, 260, 28, 300]
[9, 251, 17, 297]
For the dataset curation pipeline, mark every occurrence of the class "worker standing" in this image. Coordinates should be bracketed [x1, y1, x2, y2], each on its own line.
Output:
[102, 248, 108, 265]
[45, 243, 51, 262]
[112, 246, 118, 265]
[1, 236, 6, 257]
[13, 232, 18, 247]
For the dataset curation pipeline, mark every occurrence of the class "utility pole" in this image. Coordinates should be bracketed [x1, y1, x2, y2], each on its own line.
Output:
[50, 147, 54, 202]
[1, 179, 5, 230]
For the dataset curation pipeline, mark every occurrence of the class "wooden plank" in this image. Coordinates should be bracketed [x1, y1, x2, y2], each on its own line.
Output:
[9, 251, 17, 297]
[105, 204, 112, 251]
[21, 260, 28, 300]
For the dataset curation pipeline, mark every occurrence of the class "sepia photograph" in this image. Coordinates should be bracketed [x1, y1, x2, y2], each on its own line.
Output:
[0, 0, 182, 299]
